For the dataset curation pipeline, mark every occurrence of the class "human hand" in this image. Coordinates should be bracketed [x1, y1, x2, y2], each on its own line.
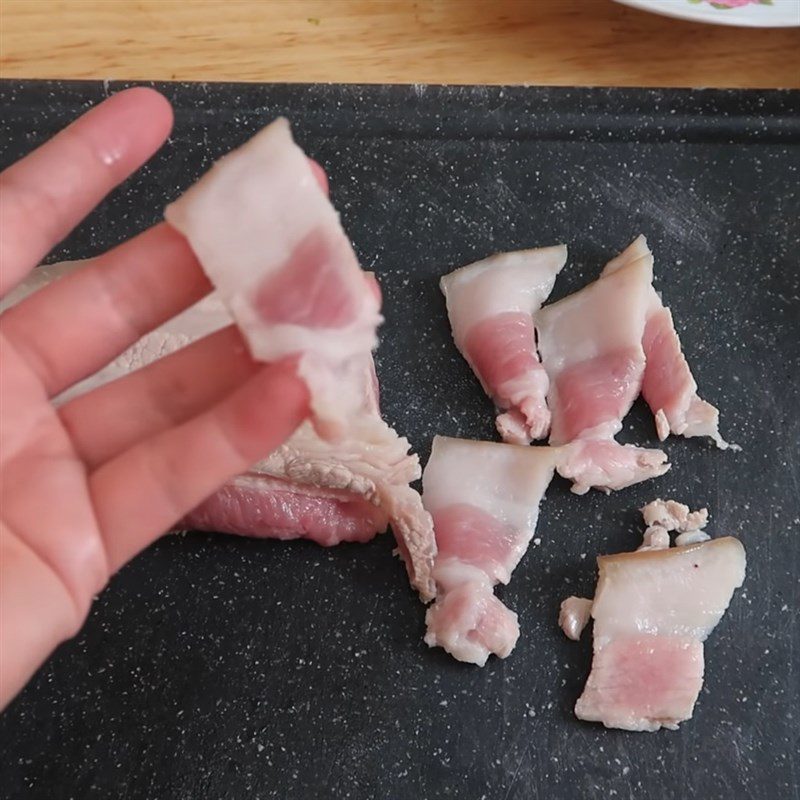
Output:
[0, 88, 310, 708]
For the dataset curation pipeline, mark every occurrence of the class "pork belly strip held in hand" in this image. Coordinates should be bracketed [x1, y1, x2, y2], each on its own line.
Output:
[440, 246, 567, 444]
[422, 436, 558, 665]
[535, 247, 669, 494]
[562, 504, 745, 732]
[2, 263, 437, 601]
[602, 236, 730, 449]
[165, 118, 383, 441]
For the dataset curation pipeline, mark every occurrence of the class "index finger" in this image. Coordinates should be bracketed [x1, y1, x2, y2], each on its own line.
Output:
[0, 87, 173, 295]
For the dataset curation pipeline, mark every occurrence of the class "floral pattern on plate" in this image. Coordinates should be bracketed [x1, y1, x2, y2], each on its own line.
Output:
[689, 0, 772, 8]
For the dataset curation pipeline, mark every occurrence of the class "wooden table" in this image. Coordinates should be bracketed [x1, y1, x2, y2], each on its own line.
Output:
[1, 0, 799, 89]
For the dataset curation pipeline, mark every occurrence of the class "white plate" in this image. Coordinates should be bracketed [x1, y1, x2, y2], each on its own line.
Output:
[614, 0, 800, 27]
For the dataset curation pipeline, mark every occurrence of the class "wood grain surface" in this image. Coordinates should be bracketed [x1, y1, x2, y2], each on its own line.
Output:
[1, 0, 798, 89]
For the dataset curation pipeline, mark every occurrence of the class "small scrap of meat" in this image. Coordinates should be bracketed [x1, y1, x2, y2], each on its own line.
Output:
[638, 525, 671, 552]
[556, 439, 671, 497]
[536, 248, 669, 494]
[641, 498, 709, 535]
[422, 436, 557, 665]
[440, 246, 567, 444]
[424, 563, 520, 665]
[638, 499, 710, 551]
[558, 596, 592, 641]
[564, 512, 746, 732]
[5, 262, 437, 601]
[603, 236, 730, 449]
[164, 118, 382, 440]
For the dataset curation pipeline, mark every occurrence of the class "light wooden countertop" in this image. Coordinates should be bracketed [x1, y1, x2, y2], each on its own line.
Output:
[1, 0, 798, 89]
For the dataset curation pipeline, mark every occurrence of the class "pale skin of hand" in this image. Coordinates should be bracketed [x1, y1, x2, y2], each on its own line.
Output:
[0, 88, 314, 709]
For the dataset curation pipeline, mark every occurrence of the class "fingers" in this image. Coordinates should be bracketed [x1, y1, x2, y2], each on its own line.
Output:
[60, 325, 259, 468]
[89, 361, 309, 573]
[2, 154, 328, 399]
[0, 527, 83, 710]
[0, 87, 173, 295]
[1, 223, 211, 398]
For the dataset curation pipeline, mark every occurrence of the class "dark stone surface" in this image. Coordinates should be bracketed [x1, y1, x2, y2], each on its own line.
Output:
[0, 80, 798, 800]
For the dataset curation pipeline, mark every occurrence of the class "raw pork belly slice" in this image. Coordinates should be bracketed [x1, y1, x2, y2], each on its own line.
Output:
[186, 474, 389, 545]
[440, 246, 567, 444]
[4, 263, 436, 600]
[603, 236, 729, 448]
[226, 412, 437, 600]
[562, 503, 745, 732]
[165, 118, 382, 440]
[536, 248, 669, 494]
[422, 436, 557, 665]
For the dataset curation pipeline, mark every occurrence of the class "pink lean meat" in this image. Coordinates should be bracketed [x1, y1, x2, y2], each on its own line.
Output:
[422, 436, 558, 665]
[561, 503, 745, 731]
[1, 262, 437, 601]
[440, 246, 567, 444]
[602, 236, 731, 448]
[535, 246, 670, 493]
[164, 118, 383, 441]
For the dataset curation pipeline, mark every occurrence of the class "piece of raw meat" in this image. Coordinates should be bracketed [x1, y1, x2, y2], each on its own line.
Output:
[535, 247, 669, 494]
[422, 436, 558, 665]
[424, 563, 520, 665]
[639, 498, 710, 548]
[2, 263, 437, 601]
[602, 236, 730, 449]
[164, 118, 382, 440]
[641, 498, 709, 534]
[229, 412, 437, 600]
[440, 246, 567, 444]
[186, 474, 390, 546]
[558, 596, 592, 641]
[562, 503, 746, 731]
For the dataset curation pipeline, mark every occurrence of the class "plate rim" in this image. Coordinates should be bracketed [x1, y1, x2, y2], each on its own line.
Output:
[614, 0, 800, 28]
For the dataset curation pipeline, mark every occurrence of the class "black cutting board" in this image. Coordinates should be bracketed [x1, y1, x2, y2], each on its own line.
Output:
[1, 80, 798, 800]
